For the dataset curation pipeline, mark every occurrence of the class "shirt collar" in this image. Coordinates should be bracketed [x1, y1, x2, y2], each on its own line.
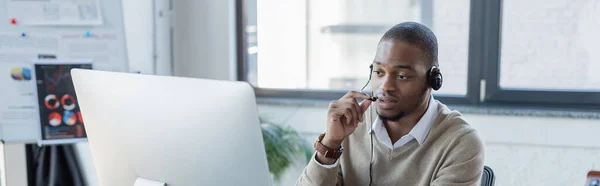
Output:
[368, 95, 438, 145]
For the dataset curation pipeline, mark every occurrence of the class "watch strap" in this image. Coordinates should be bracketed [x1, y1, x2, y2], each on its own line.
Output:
[314, 133, 343, 159]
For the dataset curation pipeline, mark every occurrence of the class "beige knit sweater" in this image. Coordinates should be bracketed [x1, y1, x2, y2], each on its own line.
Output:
[296, 101, 485, 186]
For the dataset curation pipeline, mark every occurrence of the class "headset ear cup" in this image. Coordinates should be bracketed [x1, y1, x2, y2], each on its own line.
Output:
[429, 67, 443, 91]
[432, 72, 442, 90]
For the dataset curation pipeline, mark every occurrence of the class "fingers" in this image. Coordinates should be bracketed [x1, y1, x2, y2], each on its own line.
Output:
[342, 90, 370, 123]
[342, 90, 370, 99]
[329, 96, 367, 127]
[352, 98, 362, 122]
[359, 99, 372, 113]
[337, 104, 356, 126]
[341, 100, 359, 125]
[343, 108, 353, 125]
[351, 105, 359, 124]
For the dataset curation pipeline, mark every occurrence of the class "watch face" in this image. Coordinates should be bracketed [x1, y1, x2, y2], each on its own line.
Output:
[588, 171, 600, 186]
[591, 180, 599, 186]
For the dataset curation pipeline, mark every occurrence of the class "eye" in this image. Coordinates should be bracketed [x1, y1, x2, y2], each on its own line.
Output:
[398, 74, 409, 80]
[373, 70, 383, 76]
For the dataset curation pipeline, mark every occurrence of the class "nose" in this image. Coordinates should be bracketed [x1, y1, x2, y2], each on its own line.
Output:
[378, 75, 397, 92]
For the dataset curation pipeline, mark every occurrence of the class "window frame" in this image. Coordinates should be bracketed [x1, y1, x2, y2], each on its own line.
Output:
[235, 0, 482, 106]
[482, 0, 600, 109]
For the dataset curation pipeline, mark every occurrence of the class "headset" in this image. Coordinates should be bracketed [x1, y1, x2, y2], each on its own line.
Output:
[359, 64, 442, 186]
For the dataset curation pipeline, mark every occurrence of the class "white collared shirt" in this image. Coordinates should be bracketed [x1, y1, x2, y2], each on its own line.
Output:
[315, 95, 438, 168]
[368, 95, 438, 150]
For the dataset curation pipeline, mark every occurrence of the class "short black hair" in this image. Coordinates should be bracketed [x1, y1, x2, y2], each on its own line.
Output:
[379, 22, 438, 67]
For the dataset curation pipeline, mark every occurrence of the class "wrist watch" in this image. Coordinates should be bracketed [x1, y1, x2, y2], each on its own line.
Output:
[314, 133, 343, 159]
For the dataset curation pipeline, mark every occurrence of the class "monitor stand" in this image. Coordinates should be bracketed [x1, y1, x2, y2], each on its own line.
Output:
[134, 177, 166, 186]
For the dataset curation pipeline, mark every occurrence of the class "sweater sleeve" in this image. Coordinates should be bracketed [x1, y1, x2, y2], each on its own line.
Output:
[295, 152, 343, 186]
[432, 130, 485, 186]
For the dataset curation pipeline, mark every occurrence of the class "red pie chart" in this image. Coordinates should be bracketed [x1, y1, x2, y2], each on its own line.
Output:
[48, 112, 61, 126]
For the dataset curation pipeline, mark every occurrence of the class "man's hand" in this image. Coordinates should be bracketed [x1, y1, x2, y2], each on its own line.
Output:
[317, 91, 372, 165]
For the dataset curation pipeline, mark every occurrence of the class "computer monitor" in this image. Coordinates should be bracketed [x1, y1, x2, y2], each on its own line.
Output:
[71, 69, 272, 186]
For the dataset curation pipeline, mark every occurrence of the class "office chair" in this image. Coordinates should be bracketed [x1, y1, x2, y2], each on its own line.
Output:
[481, 166, 495, 186]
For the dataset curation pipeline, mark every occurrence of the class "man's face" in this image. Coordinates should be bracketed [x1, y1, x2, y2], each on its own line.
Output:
[372, 40, 430, 121]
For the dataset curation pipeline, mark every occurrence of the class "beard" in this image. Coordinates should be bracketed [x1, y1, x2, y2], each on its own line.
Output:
[378, 112, 406, 122]
[376, 85, 430, 122]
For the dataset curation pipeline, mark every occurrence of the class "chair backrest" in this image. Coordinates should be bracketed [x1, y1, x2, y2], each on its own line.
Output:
[481, 166, 495, 186]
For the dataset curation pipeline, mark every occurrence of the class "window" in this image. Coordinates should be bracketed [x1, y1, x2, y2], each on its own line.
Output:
[238, 0, 600, 109]
[240, 0, 473, 99]
[483, 0, 600, 107]
[499, 0, 600, 91]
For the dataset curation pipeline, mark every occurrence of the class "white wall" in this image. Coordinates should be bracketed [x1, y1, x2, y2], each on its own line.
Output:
[122, 0, 155, 74]
[2, 144, 28, 186]
[172, 0, 237, 81]
[258, 104, 600, 186]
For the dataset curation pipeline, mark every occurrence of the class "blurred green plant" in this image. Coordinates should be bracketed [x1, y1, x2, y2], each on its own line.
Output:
[260, 116, 313, 182]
